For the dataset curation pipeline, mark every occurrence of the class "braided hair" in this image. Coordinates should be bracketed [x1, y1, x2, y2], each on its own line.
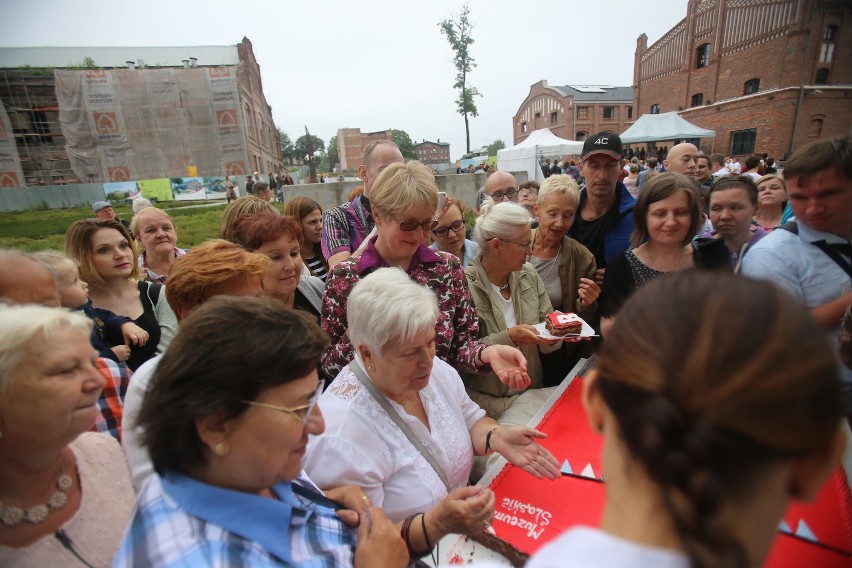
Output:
[595, 271, 842, 568]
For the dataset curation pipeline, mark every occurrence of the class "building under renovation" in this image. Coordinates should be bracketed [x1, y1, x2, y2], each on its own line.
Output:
[0, 37, 281, 188]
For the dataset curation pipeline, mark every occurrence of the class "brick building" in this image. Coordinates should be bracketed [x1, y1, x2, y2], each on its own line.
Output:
[512, 82, 634, 145]
[0, 37, 281, 187]
[414, 139, 451, 166]
[633, 0, 852, 160]
[336, 128, 394, 171]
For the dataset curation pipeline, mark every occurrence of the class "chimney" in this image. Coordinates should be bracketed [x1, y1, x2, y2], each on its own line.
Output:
[182, 59, 190, 68]
[126, 60, 136, 70]
[136, 58, 145, 68]
[189, 57, 198, 68]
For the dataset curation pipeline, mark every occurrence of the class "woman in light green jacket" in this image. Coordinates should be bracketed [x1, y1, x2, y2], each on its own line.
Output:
[463, 200, 563, 419]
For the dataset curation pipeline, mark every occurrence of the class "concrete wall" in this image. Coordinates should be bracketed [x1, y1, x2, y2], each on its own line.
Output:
[0, 184, 106, 211]
[0, 171, 528, 213]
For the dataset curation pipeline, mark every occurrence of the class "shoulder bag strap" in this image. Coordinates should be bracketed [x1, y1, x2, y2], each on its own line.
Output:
[347, 362, 451, 493]
[811, 240, 852, 280]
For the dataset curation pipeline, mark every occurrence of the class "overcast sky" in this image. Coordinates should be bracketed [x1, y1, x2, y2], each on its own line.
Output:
[3, 0, 688, 159]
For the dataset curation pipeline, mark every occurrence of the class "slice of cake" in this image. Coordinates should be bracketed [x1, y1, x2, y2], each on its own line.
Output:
[545, 311, 583, 336]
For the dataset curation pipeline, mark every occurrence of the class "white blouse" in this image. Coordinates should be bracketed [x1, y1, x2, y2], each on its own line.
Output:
[304, 356, 486, 522]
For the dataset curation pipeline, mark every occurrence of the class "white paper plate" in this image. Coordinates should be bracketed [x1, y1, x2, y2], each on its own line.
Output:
[533, 316, 596, 340]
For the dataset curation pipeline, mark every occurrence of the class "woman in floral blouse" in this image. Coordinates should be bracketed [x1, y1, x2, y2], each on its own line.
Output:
[320, 161, 530, 388]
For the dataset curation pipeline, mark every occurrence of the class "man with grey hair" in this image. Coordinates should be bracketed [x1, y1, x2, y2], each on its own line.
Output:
[321, 140, 404, 268]
[0, 249, 60, 307]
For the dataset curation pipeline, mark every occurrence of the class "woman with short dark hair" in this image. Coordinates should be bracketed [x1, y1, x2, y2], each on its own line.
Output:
[114, 296, 407, 567]
[598, 173, 728, 337]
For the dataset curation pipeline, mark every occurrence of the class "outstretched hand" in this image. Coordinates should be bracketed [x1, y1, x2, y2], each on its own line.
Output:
[481, 344, 531, 391]
[492, 426, 560, 480]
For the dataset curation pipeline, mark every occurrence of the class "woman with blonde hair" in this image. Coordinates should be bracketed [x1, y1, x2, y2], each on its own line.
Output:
[283, 196, 329, 281]
[130, 207, 186, 284]
[322, 160, 530, 388]
[65, 219, 177, 371]
[219, 196, 278, 242]
[0, 304, 135, 566]
[753, 174, 788, 230]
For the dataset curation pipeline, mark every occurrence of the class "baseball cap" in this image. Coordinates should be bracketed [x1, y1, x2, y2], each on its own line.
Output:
[581, 131, 623, 161]
[92, 201, 111, 213]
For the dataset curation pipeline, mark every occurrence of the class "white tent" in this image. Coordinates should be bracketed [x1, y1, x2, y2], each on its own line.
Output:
[620, 112, 715, 144]
[497, 129, 584, 183]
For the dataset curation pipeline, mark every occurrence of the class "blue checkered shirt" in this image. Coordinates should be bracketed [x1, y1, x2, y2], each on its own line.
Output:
[112, 471, 357, 567]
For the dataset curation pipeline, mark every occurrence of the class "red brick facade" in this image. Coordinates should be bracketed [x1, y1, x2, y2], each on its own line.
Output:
[236, 37, 282, 175]
[336, 128, 394, 171]
[633, 0, 852, 159]
[414, 140, 451, 165]
[513, 81, 634, 145]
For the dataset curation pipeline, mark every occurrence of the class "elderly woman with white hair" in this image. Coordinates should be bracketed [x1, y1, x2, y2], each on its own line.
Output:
[0, 304, 134, 566]
[305, 268, 559, 559]
[463, 200, 568, 419]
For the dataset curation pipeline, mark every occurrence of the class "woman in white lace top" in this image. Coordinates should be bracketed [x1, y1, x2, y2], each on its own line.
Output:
[304, 268, 560, 559]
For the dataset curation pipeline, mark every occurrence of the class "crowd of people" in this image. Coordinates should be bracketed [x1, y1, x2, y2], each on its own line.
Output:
[0, 132, 848, 567]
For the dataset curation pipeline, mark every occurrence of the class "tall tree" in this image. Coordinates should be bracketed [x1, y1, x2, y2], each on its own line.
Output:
[278, 128, 295, 163]
[439, 4, 481, 154]
[391, 129, 417, 160]
[293, 134, 325, 164]
[487, 139, 506, 156]
[326, 135, 338, 169]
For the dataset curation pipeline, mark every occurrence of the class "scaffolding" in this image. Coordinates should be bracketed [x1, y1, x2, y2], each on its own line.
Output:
[1, 70, 78, 186]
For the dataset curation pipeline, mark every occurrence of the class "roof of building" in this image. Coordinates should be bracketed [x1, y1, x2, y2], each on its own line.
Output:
[415, 140, 450, 147]
[550, 85, 633, 101]
[0, 46, 239, 68]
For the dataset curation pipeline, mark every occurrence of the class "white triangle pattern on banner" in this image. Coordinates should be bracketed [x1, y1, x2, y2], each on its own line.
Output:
[561, 459, 573, 475]
[795, 519, 817, 542]
[580, 463, 595, 478]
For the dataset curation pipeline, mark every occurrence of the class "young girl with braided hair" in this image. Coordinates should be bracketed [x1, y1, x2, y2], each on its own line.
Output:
[528, 271, 846, 567]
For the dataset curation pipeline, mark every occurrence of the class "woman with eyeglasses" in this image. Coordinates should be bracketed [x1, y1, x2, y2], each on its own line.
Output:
[305, 269, 558, 559]
[322, 161, 531, 391]
[463, 200, 566, 419]
[429, 195, 479, 267]
[113, 296, 408, 567]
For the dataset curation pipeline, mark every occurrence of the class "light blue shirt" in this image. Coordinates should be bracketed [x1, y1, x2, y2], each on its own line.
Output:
[430, 239, 480, 268]
[741, 223, 852, 392]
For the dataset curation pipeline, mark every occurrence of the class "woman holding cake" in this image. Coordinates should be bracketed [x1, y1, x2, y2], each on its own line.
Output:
[530, 174, 599, 380]
[321, 161, 530, 390]
[463, 200, 565, 419]
[598, 173, 728, 338]
[499, 272, 846, 568]
[305, 269, 559, 558]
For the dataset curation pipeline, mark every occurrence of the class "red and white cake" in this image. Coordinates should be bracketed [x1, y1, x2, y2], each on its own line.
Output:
[545, 311, 583, 336]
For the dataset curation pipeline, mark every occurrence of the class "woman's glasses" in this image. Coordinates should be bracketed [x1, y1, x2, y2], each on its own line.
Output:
[432, 220, 466, 237]
[391, 216, 435, 231]
[242, 379, 325, 426]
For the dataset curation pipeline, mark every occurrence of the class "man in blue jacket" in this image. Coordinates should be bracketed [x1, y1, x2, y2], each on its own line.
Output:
[569, 131, 636, 285]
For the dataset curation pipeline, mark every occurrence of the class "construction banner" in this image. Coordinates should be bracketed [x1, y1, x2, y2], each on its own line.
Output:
[0, 101, 25, 188]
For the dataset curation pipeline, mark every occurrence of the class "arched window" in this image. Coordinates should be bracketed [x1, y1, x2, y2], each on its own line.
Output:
[824, 25, 837, 40]
[696, 44, 710, 68]
[743, 78, 760, 95]
[809, 116, 824, 138]
[815, 68, 830, 84]
[576, 131, 588, 141]
[691, 93, 704, 107]
[650, 104, 660, 114]
[244, 104, 255, 139]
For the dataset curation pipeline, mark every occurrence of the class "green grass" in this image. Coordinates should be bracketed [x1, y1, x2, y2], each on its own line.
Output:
[0, 201, 258, 252]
